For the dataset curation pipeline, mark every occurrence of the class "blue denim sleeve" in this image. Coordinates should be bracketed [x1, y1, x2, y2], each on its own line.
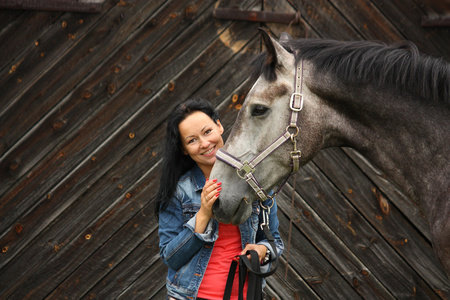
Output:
[256, 197, 284, 262]
[158, 197, 217, 271]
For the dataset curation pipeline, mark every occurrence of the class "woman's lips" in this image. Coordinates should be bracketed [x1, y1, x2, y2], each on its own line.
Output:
[202, 146, 215, 156]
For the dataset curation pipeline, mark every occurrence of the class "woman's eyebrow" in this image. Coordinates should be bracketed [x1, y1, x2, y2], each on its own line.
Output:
[184, 134, 196, 142]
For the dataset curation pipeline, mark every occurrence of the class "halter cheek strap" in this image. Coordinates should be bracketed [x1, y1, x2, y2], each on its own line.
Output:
[216, 60, 304, 204]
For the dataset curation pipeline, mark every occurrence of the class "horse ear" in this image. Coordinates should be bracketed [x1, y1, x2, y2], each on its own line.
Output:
[279, 32, 292, 45]
[259, 28, 277, 66]
[259, 28, 293, 69]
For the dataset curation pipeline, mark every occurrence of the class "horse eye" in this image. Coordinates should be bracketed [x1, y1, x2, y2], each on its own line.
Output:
[251, 105, 269, 117]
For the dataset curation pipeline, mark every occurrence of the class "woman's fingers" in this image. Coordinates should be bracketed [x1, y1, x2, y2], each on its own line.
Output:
[240, 244, 267, 263]
[202, 179, 221, 207]
[207, 188, 221, 205]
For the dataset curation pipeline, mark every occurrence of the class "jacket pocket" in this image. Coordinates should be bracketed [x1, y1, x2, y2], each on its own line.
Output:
[182, 203, 201, 223]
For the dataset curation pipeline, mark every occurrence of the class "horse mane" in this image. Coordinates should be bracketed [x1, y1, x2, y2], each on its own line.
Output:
[251, 38, 449, 104]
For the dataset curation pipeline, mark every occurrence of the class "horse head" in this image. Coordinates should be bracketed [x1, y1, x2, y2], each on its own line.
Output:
[211, 29, 326, 225]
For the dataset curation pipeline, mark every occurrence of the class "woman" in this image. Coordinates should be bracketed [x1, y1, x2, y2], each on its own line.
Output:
[155, 98, 283, 300]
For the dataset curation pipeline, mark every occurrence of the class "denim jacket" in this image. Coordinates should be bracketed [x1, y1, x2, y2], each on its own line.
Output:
[158, 165, 284, 300]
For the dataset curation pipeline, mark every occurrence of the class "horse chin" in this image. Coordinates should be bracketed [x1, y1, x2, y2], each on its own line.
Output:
[213, 198, 252, 225]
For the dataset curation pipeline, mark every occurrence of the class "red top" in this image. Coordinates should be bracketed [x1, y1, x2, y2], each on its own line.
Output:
[197, 223, 248, 299]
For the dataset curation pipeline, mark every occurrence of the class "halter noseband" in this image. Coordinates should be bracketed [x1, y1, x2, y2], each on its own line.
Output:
[216, 60, 304, 206]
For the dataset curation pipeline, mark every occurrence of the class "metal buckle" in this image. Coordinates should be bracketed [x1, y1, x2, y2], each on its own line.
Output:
[237, 161, 255, 179]
[260, 207, 270, 230]
[290, 92, 303, 111]
[290, 150, 301, 158]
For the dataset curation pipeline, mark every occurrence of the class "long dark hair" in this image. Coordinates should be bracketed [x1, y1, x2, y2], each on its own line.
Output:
[154, 98, 220, 218]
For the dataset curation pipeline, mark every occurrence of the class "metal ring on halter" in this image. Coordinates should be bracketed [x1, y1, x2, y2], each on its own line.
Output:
[286, 125, 299, 137]
[260, 196, 275, 210]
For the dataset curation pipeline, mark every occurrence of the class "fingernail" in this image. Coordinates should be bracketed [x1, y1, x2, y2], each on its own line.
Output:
[217, 182, 222, 186]
[212, 179, 218, 183]
[217, 187, 222, 192]
[215, 193, 220, 197]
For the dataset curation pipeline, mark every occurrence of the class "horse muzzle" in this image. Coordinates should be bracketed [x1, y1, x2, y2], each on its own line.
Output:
[212, 196, 252, 225]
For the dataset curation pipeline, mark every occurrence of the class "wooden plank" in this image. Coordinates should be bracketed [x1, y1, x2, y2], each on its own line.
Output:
[146, 287, 168, 300]
[115, 259, 168, 300]
[311, 148, 449, 296]
[266, 257, 321, 299]
[0, 9, 23, 33]
[422, 14, 450, 27]
[0, 0, 105, 13]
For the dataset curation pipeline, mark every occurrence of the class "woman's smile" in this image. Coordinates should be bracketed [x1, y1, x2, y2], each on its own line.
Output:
[202, 146, 216, 156]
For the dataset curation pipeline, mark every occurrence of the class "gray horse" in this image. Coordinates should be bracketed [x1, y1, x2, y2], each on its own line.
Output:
[210, 29, 450, 276]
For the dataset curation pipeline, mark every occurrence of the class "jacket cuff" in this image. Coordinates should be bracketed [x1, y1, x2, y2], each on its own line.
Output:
[185, 215, 218, 242]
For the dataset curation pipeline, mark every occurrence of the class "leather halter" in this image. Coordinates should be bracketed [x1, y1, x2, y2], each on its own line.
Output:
[216, 60, 304, 206]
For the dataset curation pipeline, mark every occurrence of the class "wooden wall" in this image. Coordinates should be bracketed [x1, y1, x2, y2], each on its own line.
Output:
[0, 0, 448, 299]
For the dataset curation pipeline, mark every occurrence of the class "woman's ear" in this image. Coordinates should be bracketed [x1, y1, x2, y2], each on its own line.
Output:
[216, 119, 224, 134]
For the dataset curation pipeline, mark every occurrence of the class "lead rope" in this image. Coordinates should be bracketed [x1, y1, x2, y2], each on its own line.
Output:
[285, 173, 296, 279]
[223, 206, 279, 300]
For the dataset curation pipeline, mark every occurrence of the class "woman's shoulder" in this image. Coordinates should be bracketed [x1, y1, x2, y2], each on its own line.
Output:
[177, 167, 197, 187]
[175, 167, 203, 200]
[178, 165, 205, 189]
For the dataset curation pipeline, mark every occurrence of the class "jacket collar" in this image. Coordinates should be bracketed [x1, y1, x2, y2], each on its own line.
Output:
[192, 164, 206, 191]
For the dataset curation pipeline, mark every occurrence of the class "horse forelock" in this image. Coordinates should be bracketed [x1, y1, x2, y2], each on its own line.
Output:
[278, 39, 450, 105]
[250, 50, 283, 83]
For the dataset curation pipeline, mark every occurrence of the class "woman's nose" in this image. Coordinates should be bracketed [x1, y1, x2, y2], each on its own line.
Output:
[200, 137, 210, 148]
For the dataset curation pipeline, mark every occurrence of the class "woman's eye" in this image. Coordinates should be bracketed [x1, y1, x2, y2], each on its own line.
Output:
[251, 105, 269, 117]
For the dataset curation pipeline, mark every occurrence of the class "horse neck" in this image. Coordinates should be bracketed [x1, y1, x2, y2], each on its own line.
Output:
[319, 84, 449, 210]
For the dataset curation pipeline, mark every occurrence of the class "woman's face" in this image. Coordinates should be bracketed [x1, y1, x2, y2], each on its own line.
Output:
[179, 111, 224, 176]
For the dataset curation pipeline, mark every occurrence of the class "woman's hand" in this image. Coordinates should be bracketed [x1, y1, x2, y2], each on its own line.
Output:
[200, 179, 221, 218]
[195, 179, 221, 233]
[240, 244, 268, 264]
